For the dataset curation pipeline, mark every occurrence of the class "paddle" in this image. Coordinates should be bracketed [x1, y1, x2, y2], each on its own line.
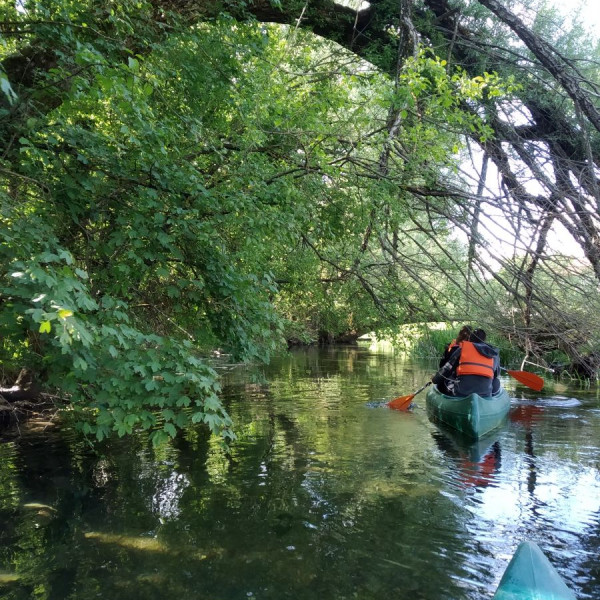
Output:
[501, 367, 544, 391]
[387, 381, 432, 410]
[388, 367, 543, 410]
[388, 357, 456, 410]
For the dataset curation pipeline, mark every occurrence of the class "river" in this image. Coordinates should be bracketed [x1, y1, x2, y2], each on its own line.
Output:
[0, 344, 598, 599]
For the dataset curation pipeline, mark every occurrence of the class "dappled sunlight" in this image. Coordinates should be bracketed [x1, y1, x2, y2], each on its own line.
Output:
[84, 532, 170, 553]
[84, 531, 223, 561]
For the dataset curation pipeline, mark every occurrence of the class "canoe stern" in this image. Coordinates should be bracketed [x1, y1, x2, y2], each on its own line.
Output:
[426, 385, 510, 439]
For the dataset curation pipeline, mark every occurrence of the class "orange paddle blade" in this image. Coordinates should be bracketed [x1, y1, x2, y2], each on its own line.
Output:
[387, 394, 415, 410]
[506, 369, 544, 392]
[387, 381, 431, 410]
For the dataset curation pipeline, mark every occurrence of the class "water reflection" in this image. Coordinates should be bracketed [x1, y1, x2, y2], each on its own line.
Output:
[431, 426, 502, 491]
[0, 346, 597, 599]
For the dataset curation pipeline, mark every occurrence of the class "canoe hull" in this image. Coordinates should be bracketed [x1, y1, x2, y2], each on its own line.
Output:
[493, 541, 576, 600]
[426, 384, 510, 439]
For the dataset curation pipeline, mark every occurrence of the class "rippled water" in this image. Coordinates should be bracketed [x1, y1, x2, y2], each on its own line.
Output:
[0, 344, 598, 599]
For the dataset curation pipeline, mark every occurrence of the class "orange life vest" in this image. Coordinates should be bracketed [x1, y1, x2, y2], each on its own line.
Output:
[457, 341, 494, 378]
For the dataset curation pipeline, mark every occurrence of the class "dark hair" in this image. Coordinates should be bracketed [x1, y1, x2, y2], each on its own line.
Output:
[471, 328, 487, 343]
[456, 325, 473, 343]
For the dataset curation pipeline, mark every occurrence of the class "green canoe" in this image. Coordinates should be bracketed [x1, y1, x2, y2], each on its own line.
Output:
[425, 384, 510, 439]
[493, 541, 576, 599]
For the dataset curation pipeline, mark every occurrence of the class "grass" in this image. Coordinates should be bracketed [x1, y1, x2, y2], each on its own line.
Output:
[382, 323, 529, 367]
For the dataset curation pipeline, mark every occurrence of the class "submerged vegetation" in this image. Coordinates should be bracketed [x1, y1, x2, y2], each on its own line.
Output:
[1, 0, 600, 442]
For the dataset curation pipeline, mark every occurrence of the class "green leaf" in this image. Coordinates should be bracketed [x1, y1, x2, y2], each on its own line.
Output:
[162, 408, 176, 421]
[0, 71, 17, 105]
[73, 356, 88, 371]
[176, 395, 191, 407]
[144, 379, 158, 391]
[164, 422, 177, 438]
[151, 430, 169, 447]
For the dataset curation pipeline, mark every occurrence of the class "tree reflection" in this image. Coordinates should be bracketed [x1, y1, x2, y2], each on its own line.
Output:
[509, 403, 544, 497]
[0, 350, 597, 599]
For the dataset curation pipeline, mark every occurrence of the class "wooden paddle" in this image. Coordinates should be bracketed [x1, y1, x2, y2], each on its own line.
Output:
[501, 367, 544, 391]
[387, 381, 432, 411]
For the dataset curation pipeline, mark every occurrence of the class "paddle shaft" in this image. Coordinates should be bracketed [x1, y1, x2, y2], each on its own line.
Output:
[388, 358, 454, 409]
[411, 381, 433, 398]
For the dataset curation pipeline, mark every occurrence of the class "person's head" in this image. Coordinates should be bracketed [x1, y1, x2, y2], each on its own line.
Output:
[471, 328, 487, 343]
[456, 325, 473, 343]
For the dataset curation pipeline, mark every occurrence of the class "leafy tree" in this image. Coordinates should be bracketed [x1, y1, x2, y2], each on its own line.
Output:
[1, 10, 290, 442]
[2, 0, 600, 444]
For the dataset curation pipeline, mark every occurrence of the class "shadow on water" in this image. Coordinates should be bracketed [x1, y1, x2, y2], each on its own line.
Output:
[0, 346, 597, 599]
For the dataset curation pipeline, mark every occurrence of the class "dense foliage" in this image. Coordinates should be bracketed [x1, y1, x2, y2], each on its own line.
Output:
[1, 0, 599, 442]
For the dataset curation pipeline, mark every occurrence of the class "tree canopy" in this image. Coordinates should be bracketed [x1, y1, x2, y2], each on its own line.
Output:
[2, 0, 600, 442]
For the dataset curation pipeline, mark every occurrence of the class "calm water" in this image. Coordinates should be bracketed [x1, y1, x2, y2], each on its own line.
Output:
[0, 345, 599, 599]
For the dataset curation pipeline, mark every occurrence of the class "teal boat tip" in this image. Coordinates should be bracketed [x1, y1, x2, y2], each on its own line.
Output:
[493, 541, 577, 600]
